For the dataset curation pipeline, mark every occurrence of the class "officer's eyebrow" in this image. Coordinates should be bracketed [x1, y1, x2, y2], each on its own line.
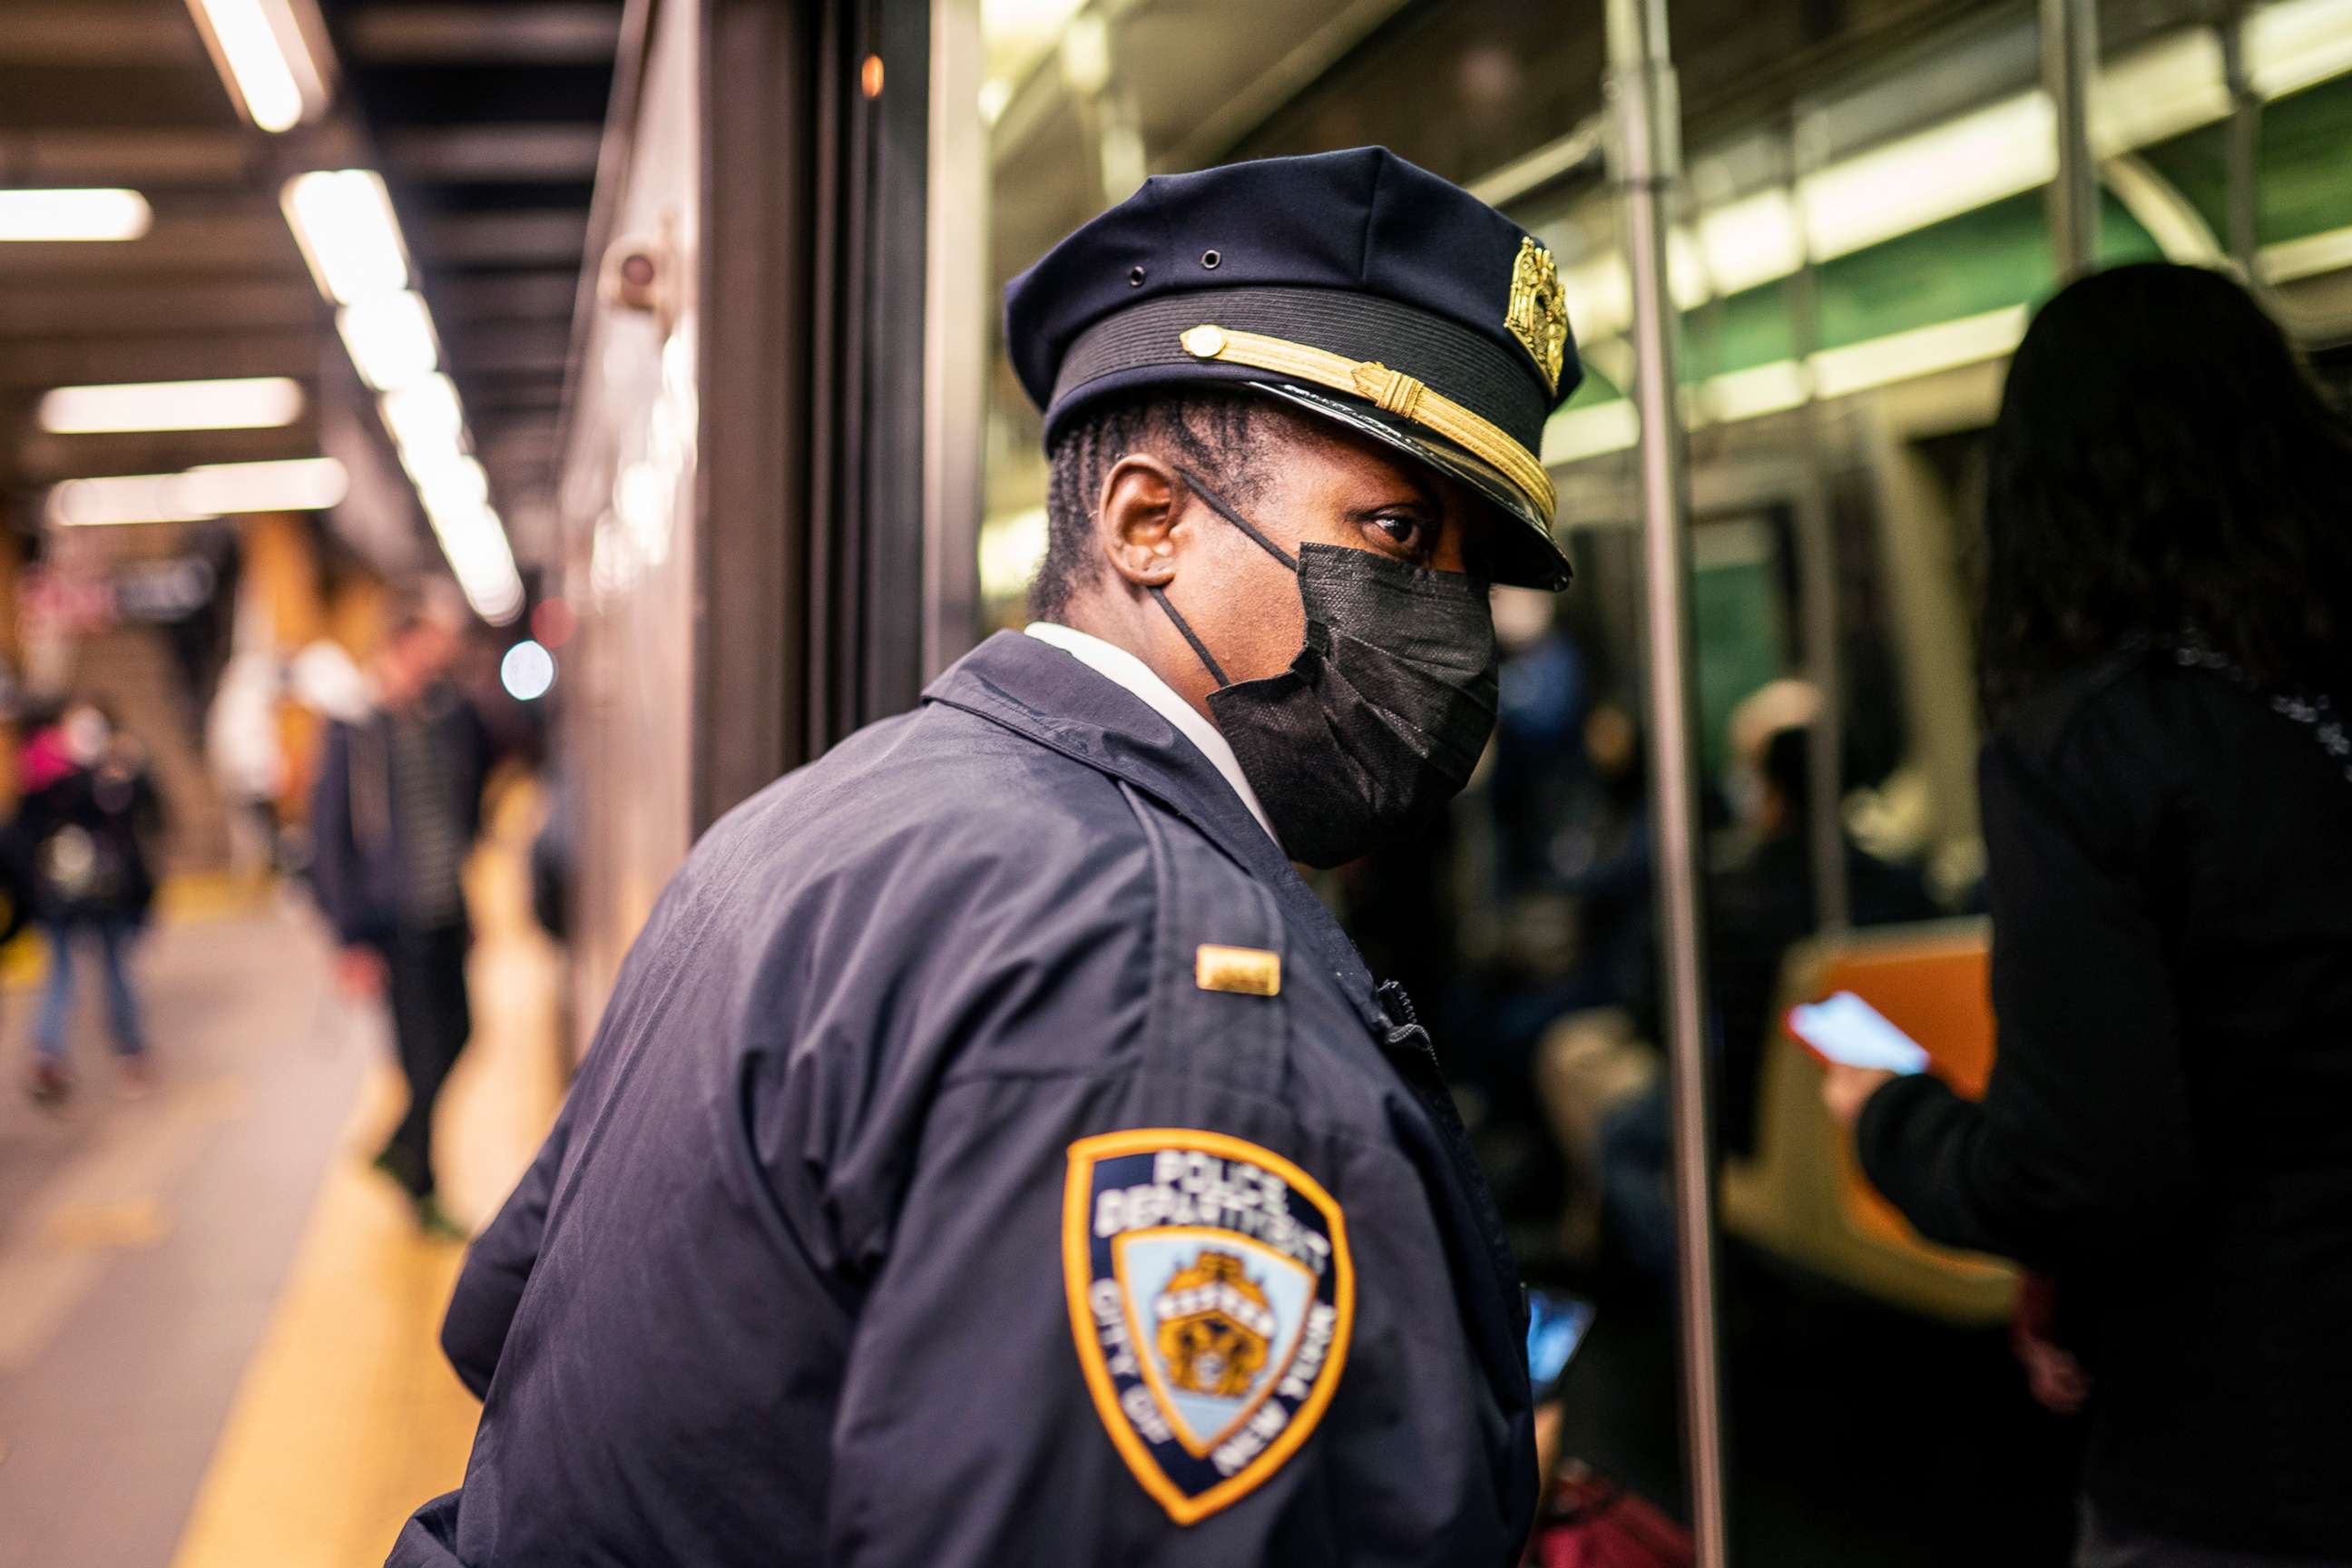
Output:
[1342, 462, 1444, 520]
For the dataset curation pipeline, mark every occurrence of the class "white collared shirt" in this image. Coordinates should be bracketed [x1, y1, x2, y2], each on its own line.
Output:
[1024, 621, 1279, 847]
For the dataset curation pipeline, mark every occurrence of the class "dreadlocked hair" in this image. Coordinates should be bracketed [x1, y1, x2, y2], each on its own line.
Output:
[1030, 389, 1277, 623]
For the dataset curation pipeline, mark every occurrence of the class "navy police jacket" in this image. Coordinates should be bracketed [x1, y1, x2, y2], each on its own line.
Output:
[390, 631, 1536, 1566]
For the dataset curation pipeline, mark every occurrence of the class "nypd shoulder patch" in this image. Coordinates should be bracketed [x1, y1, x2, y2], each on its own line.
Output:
[1063, 1128, 1353, 1525]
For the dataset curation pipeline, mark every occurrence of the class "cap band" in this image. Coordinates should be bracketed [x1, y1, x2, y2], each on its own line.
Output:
[1049, 286, 1550, 453]
[1175, 323, 1556, 525]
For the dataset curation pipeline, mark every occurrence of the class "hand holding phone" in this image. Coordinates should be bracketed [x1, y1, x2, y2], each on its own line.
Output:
[1786, 991, 1931, 1075]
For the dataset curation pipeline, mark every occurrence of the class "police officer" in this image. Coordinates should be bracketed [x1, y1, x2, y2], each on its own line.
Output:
[389, 145, 1581, 1567]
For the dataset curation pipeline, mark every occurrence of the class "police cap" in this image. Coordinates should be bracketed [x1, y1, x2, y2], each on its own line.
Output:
[1004, 146, 1580, 591]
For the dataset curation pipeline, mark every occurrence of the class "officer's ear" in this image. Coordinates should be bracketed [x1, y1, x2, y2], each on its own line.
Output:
[1098, 455, 1183, 590]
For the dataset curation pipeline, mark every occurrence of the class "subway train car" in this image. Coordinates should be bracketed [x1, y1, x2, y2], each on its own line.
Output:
[539, 0, 2352, 1563]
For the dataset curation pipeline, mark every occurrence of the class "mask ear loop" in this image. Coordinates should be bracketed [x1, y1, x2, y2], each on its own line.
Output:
[1144, 467, 1295, 690]
[1172, 468, 1298, 570]
[1148, 586, 1230, 688]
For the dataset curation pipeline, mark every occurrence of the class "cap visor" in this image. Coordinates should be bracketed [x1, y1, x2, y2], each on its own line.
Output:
[1244, 379, 1572, 591]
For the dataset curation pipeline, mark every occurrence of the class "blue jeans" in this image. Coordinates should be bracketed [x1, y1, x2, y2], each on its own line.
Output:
[35, 919, 146, 1062]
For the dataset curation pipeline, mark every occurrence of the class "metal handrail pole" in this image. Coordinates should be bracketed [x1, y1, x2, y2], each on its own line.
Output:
[2043, 0, 2101, 277]
[1605, 0, 1730, 1560]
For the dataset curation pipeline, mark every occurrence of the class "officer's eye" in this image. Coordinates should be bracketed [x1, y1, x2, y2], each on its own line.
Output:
[1364, 512, 1435, 558]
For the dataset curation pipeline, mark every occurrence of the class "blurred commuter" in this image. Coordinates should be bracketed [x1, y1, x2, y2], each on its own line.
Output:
[309, 589, 491, 1236]
[391, 150, 1584, 1567]
[20, 702, 162, 1107]
[1827, 264, 2352, 1565]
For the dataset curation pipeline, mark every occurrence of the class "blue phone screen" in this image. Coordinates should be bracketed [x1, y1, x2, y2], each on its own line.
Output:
[1525, 1289, 1596, 1393]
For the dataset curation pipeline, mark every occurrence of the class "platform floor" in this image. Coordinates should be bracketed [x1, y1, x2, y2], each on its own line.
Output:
[0, 802, 563, 1568]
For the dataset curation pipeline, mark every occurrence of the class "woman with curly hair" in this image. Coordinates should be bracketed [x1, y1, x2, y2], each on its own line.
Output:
[1824, 263, 2352, 1566]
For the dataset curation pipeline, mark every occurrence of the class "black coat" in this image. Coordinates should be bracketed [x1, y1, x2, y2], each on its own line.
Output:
[390, 632, 1535, 1567]
[1858, 648, 2352, 1556]
[20, 760, 162, 926]
[308, 690, 490, 945]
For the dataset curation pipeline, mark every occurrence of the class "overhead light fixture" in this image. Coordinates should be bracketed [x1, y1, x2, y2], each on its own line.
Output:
[1696, 189, 1806, 296]
[2250, 0, 2352, 98]
[1807, 305, 2028, 399]
[379, 373, 464, 455]
[280, 154, 523, 626]
[1562, 0, 2352, 342]
[425, 503, 524, 623]
[1541, 401, 1642, 465]
[38, 377, 304, 434]
[47, 456, 348, 527]
[412, 453, 491, 521]
[187, 0, 327, 133]
[281, 170, 409, 304]
[1700, 359, 1812, 424]
[337, 290, 438, 391]
[1801, 93, 2055, 262]
[0, 189, 152, 242]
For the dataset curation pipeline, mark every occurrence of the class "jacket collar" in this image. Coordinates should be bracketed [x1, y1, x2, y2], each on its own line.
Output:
[923, 632, 1381, 1016]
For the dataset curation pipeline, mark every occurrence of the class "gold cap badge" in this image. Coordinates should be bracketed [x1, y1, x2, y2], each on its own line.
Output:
[1505, 236, 1568, 397]
[1195, 945, 1280, 996]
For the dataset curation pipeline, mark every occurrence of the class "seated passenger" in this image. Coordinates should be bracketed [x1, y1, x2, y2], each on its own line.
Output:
[1824, 263, 2352, 1566]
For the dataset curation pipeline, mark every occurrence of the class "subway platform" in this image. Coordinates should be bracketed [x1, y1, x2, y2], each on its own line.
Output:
[0, 793, 561, 1568]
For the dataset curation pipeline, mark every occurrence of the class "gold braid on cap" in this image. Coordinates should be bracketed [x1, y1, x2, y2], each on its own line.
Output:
[1178, 323, 1555, 524]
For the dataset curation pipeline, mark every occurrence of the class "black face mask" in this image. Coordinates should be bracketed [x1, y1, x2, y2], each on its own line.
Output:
[1149, 472, 1499, 867]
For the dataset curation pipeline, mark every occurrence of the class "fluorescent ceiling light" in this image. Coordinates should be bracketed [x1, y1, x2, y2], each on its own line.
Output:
[379, 373, 463, 455]
[425, 504, 524, 623]
[2250, 0, 2352, 98]
[39, 377, 304, 434]
[1541, 401, 1641, 465]
[2263, 220, 2352, 281]
[1700, 359, 1812, 424]
[414, 454, 491, 522]
[48, 456, 348, 527]
[1545, 305, 2033, 465]
[1559, 0, 2352, 342]
[2093, 28, 2227, 151]
[337, 290, 438, 392]
[279, 161, 519, 625]
[281, 170, 409, 303]
[1803, 94, 2055, 261]
[0, 189, 152, 242]
[1808, 305, 2027, 398]
[188, 0, 326, 133]
[1698, 190, 1806, 297]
